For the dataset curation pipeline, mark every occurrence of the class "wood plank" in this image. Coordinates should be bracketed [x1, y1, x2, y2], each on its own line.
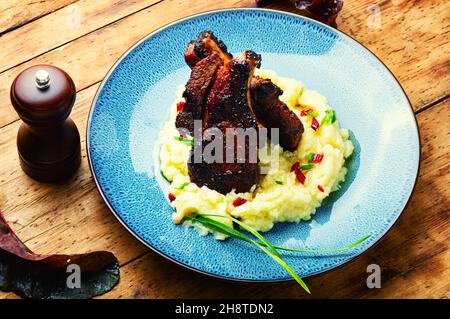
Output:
[0, 86, 149, 299]
[0, 0, 162, 73]
[0, 83, 149, 300]
[0, 83, 148, 263]
[0, 0, 448, 129]
[99, 100, 450, 298]
[1, 0, 448, 300]
[0, 0, 78, 34]
[341, 0, 450, 111]
[0, 0, 256, 128]
[264, 0, 450, 111]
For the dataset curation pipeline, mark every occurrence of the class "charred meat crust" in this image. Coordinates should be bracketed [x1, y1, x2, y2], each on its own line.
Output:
[184, 31, 232, 68]
[175, 54, 222, 134]
[188, 53, 259, 194]
[176, 31, 304, 194]
[250, 76, 304, 152]
[183, 31, 303, 151]
[204, 53, 259, 129]
[188, 121, 258, 194]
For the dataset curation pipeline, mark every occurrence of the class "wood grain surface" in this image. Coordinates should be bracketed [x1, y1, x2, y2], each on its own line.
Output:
[0, 0, 78, 34]
[0, 0, 448, 299]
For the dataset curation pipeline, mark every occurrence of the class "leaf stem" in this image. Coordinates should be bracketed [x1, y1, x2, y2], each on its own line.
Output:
[185, 213, 371, 294]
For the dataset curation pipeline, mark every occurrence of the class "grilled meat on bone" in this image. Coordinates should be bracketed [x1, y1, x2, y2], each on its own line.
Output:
[188, 52, 260, 194]
[184, 31, 233, 68]
[175, 54, 222, 135]
[175, 31, 304, 194]
[179, 31, 303, 152]
[250, 76, 304, 152]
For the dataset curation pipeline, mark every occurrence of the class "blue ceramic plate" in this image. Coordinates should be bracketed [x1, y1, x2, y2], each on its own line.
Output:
[87, 9, 420, 282]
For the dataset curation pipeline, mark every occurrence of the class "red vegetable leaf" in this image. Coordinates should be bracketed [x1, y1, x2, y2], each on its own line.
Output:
[0, 210, 120, 299]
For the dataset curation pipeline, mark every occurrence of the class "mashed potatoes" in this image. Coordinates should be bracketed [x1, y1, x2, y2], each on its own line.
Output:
[158, 69, 354, 239]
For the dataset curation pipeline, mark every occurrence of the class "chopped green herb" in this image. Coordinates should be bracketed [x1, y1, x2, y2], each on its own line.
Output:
[275, 180, 284, 185]
[190, 214, 371, 254]
[300, 164, 315, 171]
[176, 182, 190, 190]
[321, 109, 336, 126]
[174, 136, 194, 146]
[307, 153, 315, 162]
[307, 110, 318, 118]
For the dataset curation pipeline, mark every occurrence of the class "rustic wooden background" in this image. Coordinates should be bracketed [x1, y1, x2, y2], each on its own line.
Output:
[0, 0, 448, 299]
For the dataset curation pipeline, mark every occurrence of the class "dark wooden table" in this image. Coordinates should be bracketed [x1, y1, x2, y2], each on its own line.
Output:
[0, 0, 448, 298]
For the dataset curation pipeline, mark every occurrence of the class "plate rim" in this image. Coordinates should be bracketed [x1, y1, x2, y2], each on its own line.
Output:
[86, 7, 421, 284]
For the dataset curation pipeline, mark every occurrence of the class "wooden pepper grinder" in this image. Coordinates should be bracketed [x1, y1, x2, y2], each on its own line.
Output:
[10, 64, 81, 182]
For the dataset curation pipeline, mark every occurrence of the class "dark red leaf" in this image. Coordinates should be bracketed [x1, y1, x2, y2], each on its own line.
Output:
[0, 210, 119, 299]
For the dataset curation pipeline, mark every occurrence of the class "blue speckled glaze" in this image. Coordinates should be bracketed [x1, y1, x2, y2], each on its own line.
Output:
[87, 9, 420, 281]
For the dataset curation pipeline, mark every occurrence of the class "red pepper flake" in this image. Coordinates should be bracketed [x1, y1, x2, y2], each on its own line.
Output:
[233, 197, 247, 207]
[168, 193, 176, 202]
[176, 100, 185, 112]
[291, 161, 306, 184]
[314, 153, 324, 163]
[295, 169, 306, 184]
[300, 108, 313, 117]
[317, 185, 324, 192]
[311, 117, 320, 131]
[308, 153, 324, 163]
